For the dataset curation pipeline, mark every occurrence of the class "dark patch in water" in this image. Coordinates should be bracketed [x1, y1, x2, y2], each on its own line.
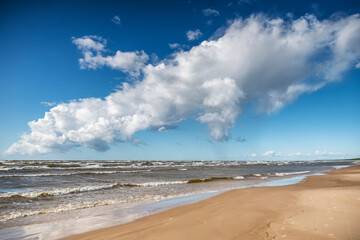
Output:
[47, 164, 81, 168]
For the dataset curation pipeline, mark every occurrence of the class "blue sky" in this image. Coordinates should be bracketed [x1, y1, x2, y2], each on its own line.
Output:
[0, 0, 359, 160]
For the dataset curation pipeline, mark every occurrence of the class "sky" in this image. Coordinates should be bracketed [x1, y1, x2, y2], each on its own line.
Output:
[0, 0, 359, 161]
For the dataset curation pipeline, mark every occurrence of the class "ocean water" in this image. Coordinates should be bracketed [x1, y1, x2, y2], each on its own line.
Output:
[0, 160, 355, 239]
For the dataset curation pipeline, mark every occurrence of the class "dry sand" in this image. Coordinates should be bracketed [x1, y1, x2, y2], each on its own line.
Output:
[64, 165, 360, 240]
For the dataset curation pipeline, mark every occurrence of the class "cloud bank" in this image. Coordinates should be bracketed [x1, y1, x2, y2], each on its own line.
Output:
[6, 14, 360, 154]
[262, 150, 354, 159]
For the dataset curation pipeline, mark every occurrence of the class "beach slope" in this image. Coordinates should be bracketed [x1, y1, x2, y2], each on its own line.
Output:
[64, 165, 360, 240]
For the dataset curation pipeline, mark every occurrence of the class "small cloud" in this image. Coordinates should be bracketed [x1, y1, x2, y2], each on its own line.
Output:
[72, 35, 106, 52]
[158, 127, 166, 132]
[111, 15, 121, 25]
[235, 136, 246, 143]
[251, 153, 257, 157]
[186, 29, 202, 41]
[169, 43, 181, 49]
[206, 19, 213, 25]
[286, 12, 294, 19]
[41, 102, 56, 107]
[310, 3, 320, 13]
[150, 125, 178, 132]
[169, 43, 188, 50]
[263, 150, 276, 157]
[72, 35, 148, 77]
[315, 150, 325, 155]
[356, 62, 360, 69]
[202, 8, 220, 17]
[129, 138, 146, 147]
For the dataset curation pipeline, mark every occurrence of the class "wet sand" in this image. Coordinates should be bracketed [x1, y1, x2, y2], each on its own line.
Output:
[64, 165, 360, 240]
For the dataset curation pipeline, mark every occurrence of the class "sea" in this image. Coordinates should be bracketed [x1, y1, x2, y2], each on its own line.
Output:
[0, 159, 356, 239]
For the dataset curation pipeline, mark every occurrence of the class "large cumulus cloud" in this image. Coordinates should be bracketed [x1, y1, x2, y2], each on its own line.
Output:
[6, 14, 360, 154]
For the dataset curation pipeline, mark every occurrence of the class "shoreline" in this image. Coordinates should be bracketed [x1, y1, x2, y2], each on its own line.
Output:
[63, 164, 360, 240]
[0, 169, 322, 240]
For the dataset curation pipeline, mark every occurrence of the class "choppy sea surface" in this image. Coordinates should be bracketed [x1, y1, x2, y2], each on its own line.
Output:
[0, 160, 356, 239]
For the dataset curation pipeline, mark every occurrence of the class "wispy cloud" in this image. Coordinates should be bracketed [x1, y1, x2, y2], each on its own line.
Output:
[40, 102, 57, 107]
[111, 15, 121, 25]
[7, 14, 360, 154]
[169, 43, 188, 49]
[261, 150, 355, 159]
[186, 29, 202, 40]
[169, 43, 180, 49]
[150, 125, 178, 132]
[263, 150, 276, 157]
[202, 8, 220, 17]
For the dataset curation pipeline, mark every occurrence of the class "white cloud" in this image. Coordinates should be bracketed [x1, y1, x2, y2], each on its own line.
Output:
[251, 153, 257, 157]
[72, 35, 149, 77]
[111, 15, 121, 25]
[314, 150, 341, 156]
[186, 29, 202, 41]
[169, 43, 188, 50]
[72, 35, 106, 52]
[263, 151, 276, 157]
[150, 125, 178, 132]
[169, 43, 180, 49]
[202, 8, 220, 17]
[6, 14, 360, 155]
[356, 62, 360, 69]
[41, 102, 57, 107]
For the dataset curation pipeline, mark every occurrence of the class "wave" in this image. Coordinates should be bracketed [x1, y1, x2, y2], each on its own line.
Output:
[232, 176, 245, 180]
[0, 160, 322, 172]
[127, 180, 188, 187]
[0, 169, 151, 178]
[273, 171, 311, 177]
[0, 165, 49, 171]
[0, 175, 250, 201]
[0, 171, 119, 178]
[0, 191, 197, 222]
[0, 199, 127, 222]
[0, 180, 189, 200]
[0, 183, 123, 200]
[187, 176, 245, 184]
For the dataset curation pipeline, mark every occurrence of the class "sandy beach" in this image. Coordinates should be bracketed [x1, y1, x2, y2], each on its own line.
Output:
[63, 165, 360, 240]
